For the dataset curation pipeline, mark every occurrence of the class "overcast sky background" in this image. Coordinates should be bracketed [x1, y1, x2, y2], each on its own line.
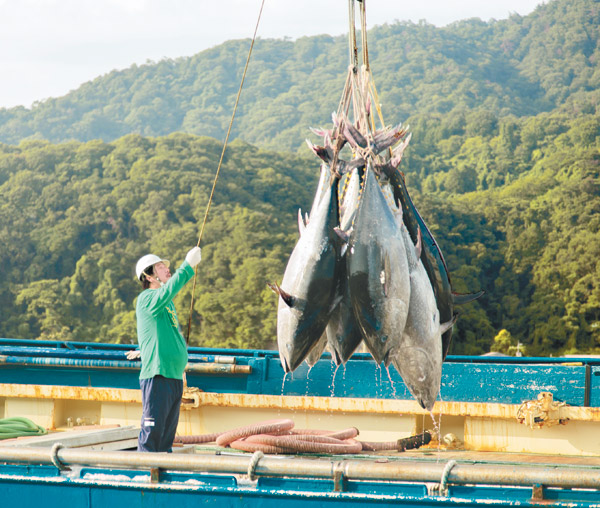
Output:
[0, 0, 546, 109]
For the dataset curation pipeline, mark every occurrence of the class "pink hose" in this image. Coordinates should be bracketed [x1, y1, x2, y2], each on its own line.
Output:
[174, 432, 223, 444]
[215, 419, 295, 447]
[230, 439, 289, 454]
[175, 419, 427, 455]
[239, 434, 362, 454]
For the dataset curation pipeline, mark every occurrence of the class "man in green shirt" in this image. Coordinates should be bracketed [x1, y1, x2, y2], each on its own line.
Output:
[134, 246, 202, 452]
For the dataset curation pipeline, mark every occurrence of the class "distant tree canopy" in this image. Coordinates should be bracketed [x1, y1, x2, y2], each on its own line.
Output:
[0, 0, 598, 152]
[0, 108, 598, 355]
[0, 0, 598, 356]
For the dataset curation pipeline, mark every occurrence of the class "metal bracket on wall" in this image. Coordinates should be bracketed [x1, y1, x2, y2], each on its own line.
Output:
[516, 392, 569, 429]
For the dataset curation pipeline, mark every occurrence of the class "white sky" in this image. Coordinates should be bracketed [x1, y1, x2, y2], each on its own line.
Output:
[0, 0, 546, 109]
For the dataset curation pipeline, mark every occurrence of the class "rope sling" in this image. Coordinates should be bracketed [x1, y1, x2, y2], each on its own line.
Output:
[184, 0, 390, 351]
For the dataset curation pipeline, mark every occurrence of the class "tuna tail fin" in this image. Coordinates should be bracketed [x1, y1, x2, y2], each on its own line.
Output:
[342, 120, 368, 149]
[440, 314, 459, 335]
[267, 282, 295, 308]
[306, 139, 333, 164]
[452, 290, 485, 306]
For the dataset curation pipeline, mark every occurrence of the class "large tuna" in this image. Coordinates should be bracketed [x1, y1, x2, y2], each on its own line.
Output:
[345, 164, 411, 367]
[326, 167, 364, 364]
[270, 175, 342, 373]
[379, 164, 483, 359]
[393, 227, 454, 410]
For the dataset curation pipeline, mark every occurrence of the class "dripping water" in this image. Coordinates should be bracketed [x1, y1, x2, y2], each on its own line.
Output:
[384, 364, 398, 399]
[331, 362, 341, 396]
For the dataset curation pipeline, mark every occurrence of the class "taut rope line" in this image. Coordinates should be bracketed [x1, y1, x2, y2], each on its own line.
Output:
[185, 0, 267, 346]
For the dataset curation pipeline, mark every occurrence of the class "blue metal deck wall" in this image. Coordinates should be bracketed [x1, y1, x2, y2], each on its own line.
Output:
[1, 339, 599, 407]
[1, 464, 599, 508]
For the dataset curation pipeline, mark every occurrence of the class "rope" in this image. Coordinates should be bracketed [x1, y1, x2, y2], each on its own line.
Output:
[51, 442, 69, 471]
[360, 0, 369, 70]
[0, 416, 47, 440]
[247, 450, 264, 481]
[185, 0, 267, 346]
[439, 459, 457, 496]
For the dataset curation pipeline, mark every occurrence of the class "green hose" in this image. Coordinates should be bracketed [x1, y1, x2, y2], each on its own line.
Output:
[0, 417, 47, 440]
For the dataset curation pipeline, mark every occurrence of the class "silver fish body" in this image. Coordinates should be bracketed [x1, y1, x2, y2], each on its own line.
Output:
[346, 165, 411, 367]
[393, 226, 443, 410]
[275, 179, 341, 373]
[325, 167, 364, 364]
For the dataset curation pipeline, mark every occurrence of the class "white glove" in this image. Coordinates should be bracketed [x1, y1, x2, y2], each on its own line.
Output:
[185, 246, 202, 267]
[125, 350, 141, 361]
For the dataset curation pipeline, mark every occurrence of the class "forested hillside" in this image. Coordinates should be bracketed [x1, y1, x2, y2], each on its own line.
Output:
[0, 0, 598, 355]
[1, 113, 598, 355]
[0, 0, 598, 153]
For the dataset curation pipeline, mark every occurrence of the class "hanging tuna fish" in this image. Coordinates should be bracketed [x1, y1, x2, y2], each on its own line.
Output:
[377, 163, 484, 360]
[269, 172, 342, 373]
[342, 163, 411, 367]
[271, 0, 483, 411]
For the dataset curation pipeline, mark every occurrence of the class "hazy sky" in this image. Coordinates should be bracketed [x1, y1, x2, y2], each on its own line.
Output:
[0, 0, 546, 109]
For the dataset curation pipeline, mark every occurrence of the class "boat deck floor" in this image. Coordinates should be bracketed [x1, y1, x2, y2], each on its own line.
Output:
[189, 443, 600, 469]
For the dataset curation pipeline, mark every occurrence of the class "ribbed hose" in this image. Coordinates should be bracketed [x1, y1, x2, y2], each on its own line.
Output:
[242, 434, 362, 454]
[288, 427, 359, 440]
[0, 417, 47, 440]
[174, 432, 223, 444]
[175, 419, 429, 455]
[216, 419, 295, 447]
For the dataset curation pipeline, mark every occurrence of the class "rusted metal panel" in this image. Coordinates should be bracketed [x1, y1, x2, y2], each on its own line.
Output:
[0, 383, 141, 403]
[3, 384, 600, 422]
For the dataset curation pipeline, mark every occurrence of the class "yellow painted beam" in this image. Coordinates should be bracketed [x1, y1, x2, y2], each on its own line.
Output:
[2, 384, 600, 422]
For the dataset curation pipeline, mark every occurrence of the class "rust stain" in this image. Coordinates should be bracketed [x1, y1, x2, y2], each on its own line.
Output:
[0, 383, 141, 403]
[2, 384, 600, 423]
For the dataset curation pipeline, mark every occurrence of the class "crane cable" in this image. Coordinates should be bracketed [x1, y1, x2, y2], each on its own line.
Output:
[185, 0, 267, 346]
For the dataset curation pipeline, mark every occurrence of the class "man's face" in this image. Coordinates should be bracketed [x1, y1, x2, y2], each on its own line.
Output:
[153, 262, 171, 283]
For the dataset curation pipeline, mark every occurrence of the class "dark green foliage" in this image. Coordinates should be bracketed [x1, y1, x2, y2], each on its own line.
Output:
[0, 0, 598, 355]
[0, 0, 599, 151]
[0, 134, 316, 347]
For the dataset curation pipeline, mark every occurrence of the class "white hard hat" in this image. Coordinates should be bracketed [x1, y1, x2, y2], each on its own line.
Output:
[135, 254, 170, 280]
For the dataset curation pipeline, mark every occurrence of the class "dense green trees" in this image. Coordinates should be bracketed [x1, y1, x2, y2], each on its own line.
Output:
[0, 111, 598, 356]
[0, 0, 598, 152]
[0, 134, 315, 348]
[0, 0, 598, 356]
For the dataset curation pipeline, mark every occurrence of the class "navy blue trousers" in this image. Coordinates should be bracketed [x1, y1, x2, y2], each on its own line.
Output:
[138, 375, 183, 452]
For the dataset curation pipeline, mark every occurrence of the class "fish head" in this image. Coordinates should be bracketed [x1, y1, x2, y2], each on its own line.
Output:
[393, 344, 442, 411]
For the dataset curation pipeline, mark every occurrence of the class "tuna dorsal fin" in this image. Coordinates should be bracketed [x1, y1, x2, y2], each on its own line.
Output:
[298, 208, 306, 237]
[452, 290, 485, 305]
[267, 282, 295, 308]
[440, 314, 459, 335]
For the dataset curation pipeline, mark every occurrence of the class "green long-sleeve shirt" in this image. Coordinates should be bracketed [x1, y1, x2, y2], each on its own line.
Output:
[136, 260, 194, 380]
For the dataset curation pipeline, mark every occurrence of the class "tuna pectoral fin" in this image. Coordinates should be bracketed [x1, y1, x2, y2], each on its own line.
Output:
[267, 282, 295, 308]
[415, 227, 422, 259]
[440, 314, 459, 335]
[334, 226, 351, 244]
[380, 252, 391, 297]
[452, 290, 485, 306]
[334, 224, 351, 257]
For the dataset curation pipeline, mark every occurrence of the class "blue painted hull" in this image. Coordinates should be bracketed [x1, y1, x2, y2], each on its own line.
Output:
[1, 463, 599, 508]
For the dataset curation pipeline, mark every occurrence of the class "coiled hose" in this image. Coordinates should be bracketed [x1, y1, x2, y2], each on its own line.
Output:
[174, 418, 431, 455]
[0, 417, 47, 440]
